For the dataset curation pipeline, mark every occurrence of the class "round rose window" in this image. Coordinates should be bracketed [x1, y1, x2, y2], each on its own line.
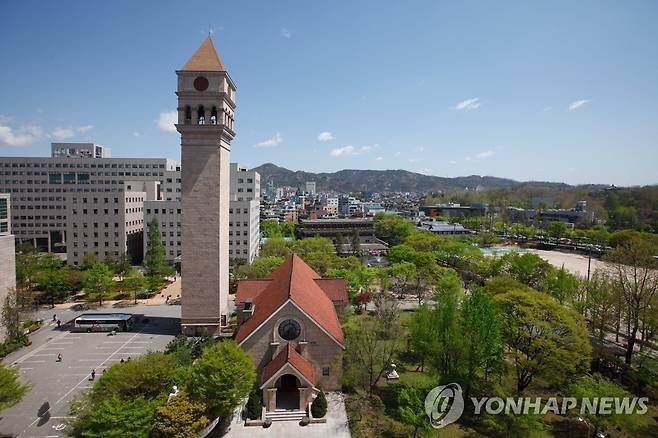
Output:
[278, 319, 301, 341]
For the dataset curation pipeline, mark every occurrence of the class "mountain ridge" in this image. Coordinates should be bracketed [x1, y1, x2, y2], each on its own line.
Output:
[252, 162, 581, 193]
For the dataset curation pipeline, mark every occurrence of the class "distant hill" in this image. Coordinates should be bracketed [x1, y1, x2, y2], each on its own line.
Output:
[252, 162, 573, 193]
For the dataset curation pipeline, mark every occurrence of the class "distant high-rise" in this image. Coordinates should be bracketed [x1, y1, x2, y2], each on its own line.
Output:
[176, 37, 236, 335]
[305, 181, 316, 196]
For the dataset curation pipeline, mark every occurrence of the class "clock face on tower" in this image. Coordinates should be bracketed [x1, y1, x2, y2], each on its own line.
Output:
[193, 76, 209, 91]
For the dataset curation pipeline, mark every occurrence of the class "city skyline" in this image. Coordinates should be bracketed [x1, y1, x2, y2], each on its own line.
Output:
[1, 1, 658, 186]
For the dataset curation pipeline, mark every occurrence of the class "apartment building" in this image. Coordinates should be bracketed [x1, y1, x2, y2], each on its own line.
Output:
[0, 145, 180, 264]
[0, 194, 16, 341]
[143, 200, 182, 261]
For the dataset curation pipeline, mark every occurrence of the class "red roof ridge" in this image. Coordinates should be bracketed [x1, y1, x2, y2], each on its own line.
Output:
[261, 344, 316, 386]
[235, 254, 344, 345]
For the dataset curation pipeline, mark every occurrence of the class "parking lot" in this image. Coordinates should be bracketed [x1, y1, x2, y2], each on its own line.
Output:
[0, 304, 180, 438]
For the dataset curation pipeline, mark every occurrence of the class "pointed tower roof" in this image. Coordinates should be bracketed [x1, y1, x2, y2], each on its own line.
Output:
[181, 36, 225, 71]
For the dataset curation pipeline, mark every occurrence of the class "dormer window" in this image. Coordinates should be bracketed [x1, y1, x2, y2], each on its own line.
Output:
[278, 319, 301, 341]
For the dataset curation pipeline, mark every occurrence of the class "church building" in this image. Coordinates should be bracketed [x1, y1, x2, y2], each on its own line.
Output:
[235, 254, 348, 413]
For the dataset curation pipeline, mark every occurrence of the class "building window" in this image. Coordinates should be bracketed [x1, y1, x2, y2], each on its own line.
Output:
[278, 319, 301, 341]
[322, 367, 330, 376]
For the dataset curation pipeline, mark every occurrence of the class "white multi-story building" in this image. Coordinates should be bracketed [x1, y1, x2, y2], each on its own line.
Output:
[0, 147, 180, 265]
[0, 194, 16, 341]
[229, 163, 260, 263]
[324, 197, 339, 215]
[142, 163, 261, 264]
[51, 143, 111, 159]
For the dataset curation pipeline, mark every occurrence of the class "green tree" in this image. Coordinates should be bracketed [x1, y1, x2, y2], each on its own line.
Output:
[260, 219, 282, 238]
[351, 228, 361, 255]
[409, 304, 436, 372]
[460, 288, 503, 395]
[343, 316, 399, 396]
[502, 253, 552, 289]
[92, 352, 180, 401]
[81, 252, 100, 270]
[566, 374, 643, 434]
[187, 341, 256, 418]
[144, 218, 174, 278]
[245, 391, 262, 420]
[374, 213, 413, 246]
[123, 269, 145, 304]
[84, 262, 113, 306]
[547, 221, 568, 239]
[386, 262, 416, 298]
[152, 392, 208, 438]
[259, 237, 291, 258]
[236, 256, 284, 279]
[73, 395, 158, 438]
[605, 238, 658, 364]
[493, 290, 591, 393]
[310, 389, 328, 418]
[541, 265, 579, 304]
[1, 288, 23, 341]
[398, 386, 431, 438]
[0, 363, 29, 411]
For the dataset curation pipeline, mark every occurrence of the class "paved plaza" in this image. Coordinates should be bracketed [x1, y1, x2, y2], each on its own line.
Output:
[224, 392, 351, 438]
[0, 304, 180, 438]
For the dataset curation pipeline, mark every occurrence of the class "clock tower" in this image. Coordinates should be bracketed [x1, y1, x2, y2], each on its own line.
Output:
[176, 37, 236, 334]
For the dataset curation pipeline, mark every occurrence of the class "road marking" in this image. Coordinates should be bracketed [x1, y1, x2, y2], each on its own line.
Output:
[21, 360, 46, 364]
[31, 353, 58, 357]
[120, 346, 145, 349]
[50, 342, 74, 345]
[41, 348, 66, 350]
[11, 331, 70, 365]
[19, 367, 35, 371]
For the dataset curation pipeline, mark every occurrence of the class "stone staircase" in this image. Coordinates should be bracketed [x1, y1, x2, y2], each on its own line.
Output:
[265, 409, 306, 422]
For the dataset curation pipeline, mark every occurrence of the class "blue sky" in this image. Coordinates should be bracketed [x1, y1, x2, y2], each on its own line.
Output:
[1, 1, 657, 186]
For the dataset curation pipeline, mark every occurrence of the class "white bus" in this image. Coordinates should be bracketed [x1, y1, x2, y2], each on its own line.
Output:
[73, 313, 136, 332]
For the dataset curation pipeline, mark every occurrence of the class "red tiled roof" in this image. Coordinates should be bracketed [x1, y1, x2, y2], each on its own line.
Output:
[181, 36, 225, 71]
[235, 254, 345, 345]
[261, 344, 316, 386]
[235, 278, 348, 305]
[235, 279, 271, 305]
[314, 278, 349, 303]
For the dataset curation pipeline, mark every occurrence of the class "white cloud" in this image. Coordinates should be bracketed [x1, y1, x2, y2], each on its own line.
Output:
[418, 146, 425, 152]
[394, 151, 401, 157]
[543, 106, 552, 112]
[465, 156, 472, 161]
[449, 160, 457, 165]
[52, 124, 96, 140]
[254, 132, 283, 148]
[317, 131, 334, 142]
[157, 111, 178, 133]
[568, 99, 591, 111]
[453, 97, 481, 111]
[52, 127, 75, 140]
[281, 28, 292, 39]
[133, 132, 141, 137]
[375, 156, 383, 161]
[476, 149, 495, 159]
[0, 123, 44, 146]
[329, 144, 375, 157]
[408, 158, 420, 163]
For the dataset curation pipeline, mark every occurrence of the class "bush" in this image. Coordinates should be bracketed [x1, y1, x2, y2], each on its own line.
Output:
[311, 389, 327, 418]
[245, 391, 262, 420]
[0, 336, 28, 358]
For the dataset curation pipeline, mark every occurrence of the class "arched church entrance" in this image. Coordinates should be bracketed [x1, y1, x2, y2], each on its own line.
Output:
[276, 374, 300, 410]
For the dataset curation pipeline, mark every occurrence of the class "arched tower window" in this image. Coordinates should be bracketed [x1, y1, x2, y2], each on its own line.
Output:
[197, 105, 205, 125]
[210, 107, 218, 125]
[184, 106, 191, 124]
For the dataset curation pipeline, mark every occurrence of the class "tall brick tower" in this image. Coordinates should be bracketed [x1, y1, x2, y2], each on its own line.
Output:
[176, 37, 236, 334]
